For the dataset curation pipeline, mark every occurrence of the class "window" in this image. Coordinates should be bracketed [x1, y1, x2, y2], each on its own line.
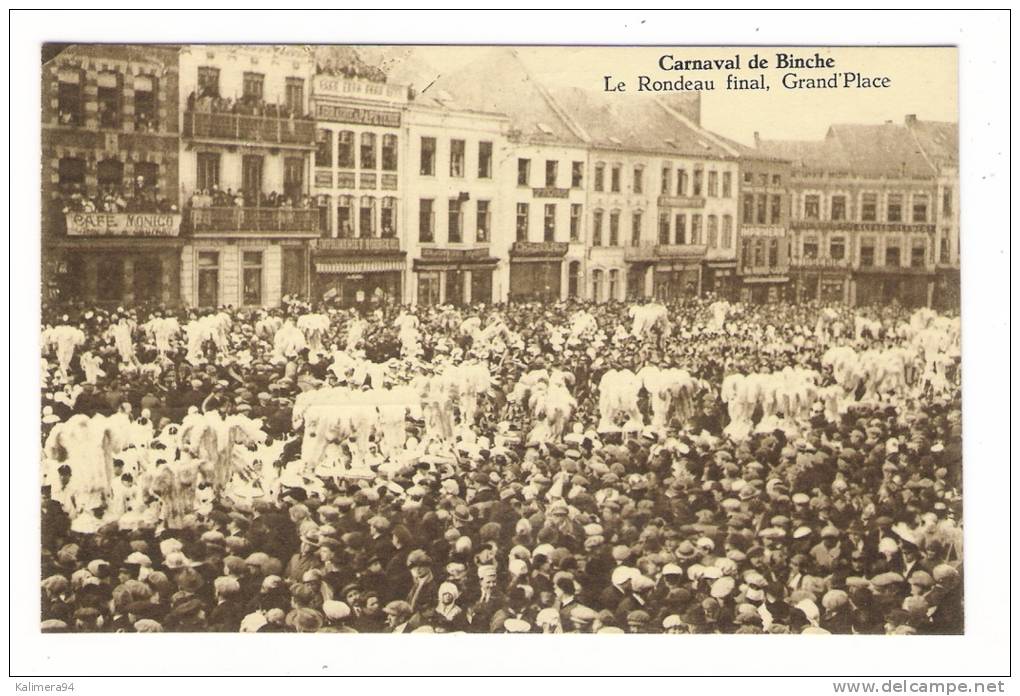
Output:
[661, 167, 671, 195]
[382, 134, 398, 171]
[195, 152, 220, 192]
[708, 171, 718, 197]
[592, 210, 604, 247]
[609, 211, 620, 246]
[315, 130, 333, 167]
[568, 261, 581, 298]
[285, 78, 304, 114]
[447, 198, 463, 243]
[631, 212, 642, 246]
[830, 236, 846, 260]
[544, 204, 556, 242]
[722, 172, 732, 198]
[887, 194, 903, 222]
[743, 194, 755, 224]
[476, 200, 490, 242]
[759, 174, 769, 187]
[594, 163, 605, 192]
[939, 237, 950, 263]
[860, 240, 875, 267]
[450, 139, 465, 177]
[57, 157, 85, 190]
[803, 236, 819, 260]
[133, 75, 157, 131]
[608, 269, 620, 301]
[592, 269, 604, 302]
[674, 214, 686, 245]
[420, 137, 436, 176]
[197, 67, 220, 98]
[753, 240, 765, 267]
[56, 70, 83, 125]
[242, 252, 263, 306]
[658, 213, 670, 245]
[419, 199, 435, 242]
[942, 187, 953, 216]
[721, 215, 733, 248]
[804, 194, 820, 220]
[861, 193, 878, 222]
[517, 158, 531, 186]
[690, 214, 702, 244]
[516, 203, 529, 242]
[886, 244, 901, 267]
[360, 196, 376, 237]
[134, 162, 159, 191]
[633, 166, 643, 194]
[478, 141, 492, 179]
[418, 272, 441, 306]
[338, 131, 355, 169]
[381, 197, 396, 238]
[338, 195, 354, 237]
[831, 195, 847, 221]
[361, 133, 377, 170]
[912, 194, 929, 223]
[570, 204, 582, 242]
[677, 169, 688, 196]
[284, 157, 304, 202]
[242, 72, 264, 101]
[242, 155, 264, 197]
[317, 195, 331, 235]
[97, 159, 123, 189]
[692, 169, 703, 196]
[571, 161, 584, 188]
[772, 174, 781, 186]
[610, 165, 621, 193]
[197, 252, 219, 307]
[97, 257, 124, 303]
[97, 71, 121, 129]
[743, 172, 753, 184]
[756, 194, 767, 224]
[707, 215, 718, 247]
[911, 241, 927, 268]
[545, 161, 558, 188]
[770, 195, 782, 224]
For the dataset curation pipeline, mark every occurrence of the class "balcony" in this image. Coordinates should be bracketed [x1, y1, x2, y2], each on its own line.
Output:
[189, 207, 320, 236]
[789, 256, 852, 269]
[182, 111, 315, 148]
[791, 219, 935, 234]
[532, 187, 570, 199]
[317, 237, 401, 254]
[657, 195, 706, 209]
[655, 243, 709, 259]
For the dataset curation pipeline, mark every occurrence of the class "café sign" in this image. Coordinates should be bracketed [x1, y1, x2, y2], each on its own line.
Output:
[315, 103, 401, 128]
[66, 212, 181, 237]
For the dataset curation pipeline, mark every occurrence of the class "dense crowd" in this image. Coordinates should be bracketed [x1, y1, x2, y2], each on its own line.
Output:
[185, 92, 311, 121]
[40, 296, 963, 634]
[58, 181, 178, 215]
[188, 188, 314, 210]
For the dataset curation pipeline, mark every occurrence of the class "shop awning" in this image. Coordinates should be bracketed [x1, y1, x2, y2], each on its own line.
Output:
[315, 259, 405, 274]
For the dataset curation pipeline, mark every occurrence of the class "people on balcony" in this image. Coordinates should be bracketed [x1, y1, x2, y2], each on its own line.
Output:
[316, 59, 387, 83]
[188, 188, 313, 210]
[57, 180, 177, 215]
[185, 91, 312, 121]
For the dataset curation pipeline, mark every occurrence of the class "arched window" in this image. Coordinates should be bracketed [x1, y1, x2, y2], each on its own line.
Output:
[58, 157, 86, 190]
[591, 269, 604, 303]
[337, 195, 354, 237]
[360, 133, 377, 170]
[568, 261, 581, 298]
[382, 134, 398, 171]
[381, 197, 397, 238]
[707, 215, 718, 248]
[317, 194, 332, 235]
[608, 269, 620, 301]
[316, 129, 333, 167]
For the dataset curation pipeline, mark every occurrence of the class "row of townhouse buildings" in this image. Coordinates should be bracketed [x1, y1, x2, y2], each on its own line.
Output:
[41, 44, 959, 311]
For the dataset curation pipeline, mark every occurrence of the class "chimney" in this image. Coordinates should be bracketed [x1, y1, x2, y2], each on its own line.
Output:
[905, 113, 917, 126]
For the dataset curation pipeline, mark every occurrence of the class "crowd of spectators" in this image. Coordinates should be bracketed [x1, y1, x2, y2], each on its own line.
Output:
[40, 296, 963, 634]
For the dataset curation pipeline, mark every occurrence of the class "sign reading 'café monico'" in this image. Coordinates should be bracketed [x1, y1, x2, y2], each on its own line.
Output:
[65, 212, 181, 237]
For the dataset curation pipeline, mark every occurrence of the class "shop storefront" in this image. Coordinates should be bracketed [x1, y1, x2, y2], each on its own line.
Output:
[313, 238, 405, 307]
[182, 240, 311, 309]
[702, 261, 739, 300]
[45, 212, 184, 306]
[653, 264, 701, 300]
[413, 247, 498, 306]
[740, 275, 790, 304]
[508, 242, 568, 303]
[854, 269, 932, 308]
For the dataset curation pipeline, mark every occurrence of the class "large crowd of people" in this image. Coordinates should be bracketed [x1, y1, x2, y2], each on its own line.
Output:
[39, 294, 963, 634]
[57, 181, 178, 215]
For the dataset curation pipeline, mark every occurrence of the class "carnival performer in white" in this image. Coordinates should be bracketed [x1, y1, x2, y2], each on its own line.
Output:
[297, 313, 331, 354]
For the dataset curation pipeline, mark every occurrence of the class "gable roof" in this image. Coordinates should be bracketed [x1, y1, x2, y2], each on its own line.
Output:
[826, 123, 936, 178]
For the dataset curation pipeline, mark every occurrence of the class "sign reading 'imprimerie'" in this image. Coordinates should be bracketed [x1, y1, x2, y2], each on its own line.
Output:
[65, 213, 181, 237]
[315, 103, 401, 127]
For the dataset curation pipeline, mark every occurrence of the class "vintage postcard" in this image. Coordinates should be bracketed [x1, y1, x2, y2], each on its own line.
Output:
[37, 43, 962, 639]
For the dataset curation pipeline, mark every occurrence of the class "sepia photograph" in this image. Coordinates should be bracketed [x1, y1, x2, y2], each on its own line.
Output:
[36, 41, 965, 638]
